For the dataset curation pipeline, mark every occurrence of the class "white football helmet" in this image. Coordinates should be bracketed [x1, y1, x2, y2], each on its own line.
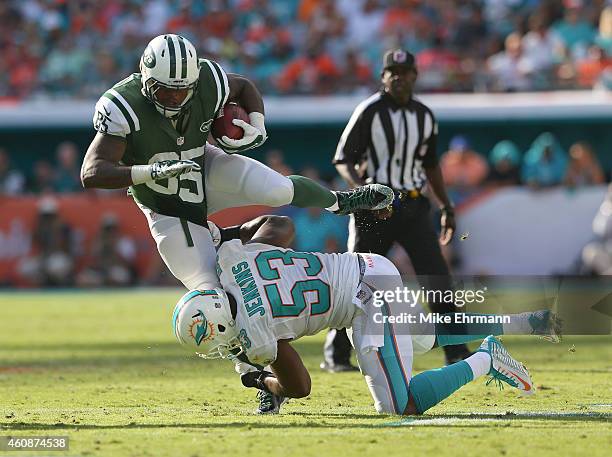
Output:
[172, 288, 242, 359]
[140, 34, 199, 118]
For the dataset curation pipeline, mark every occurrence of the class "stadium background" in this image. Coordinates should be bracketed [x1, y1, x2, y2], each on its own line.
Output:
[1, 0, 611, 288]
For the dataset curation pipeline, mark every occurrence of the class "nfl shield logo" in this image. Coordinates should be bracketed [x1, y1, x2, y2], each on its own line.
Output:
[177, 136, 185, 146]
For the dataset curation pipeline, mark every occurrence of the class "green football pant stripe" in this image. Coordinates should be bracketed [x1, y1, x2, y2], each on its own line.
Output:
[180, 219, 194, 247]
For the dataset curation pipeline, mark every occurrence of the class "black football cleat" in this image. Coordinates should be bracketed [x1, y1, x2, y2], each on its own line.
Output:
[255, 390, 287, 415]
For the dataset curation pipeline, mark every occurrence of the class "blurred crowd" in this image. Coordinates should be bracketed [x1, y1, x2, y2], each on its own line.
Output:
[16, 200, 140, 288]
[7, 194, 187, 288]
[1, 134, 608, 287]
[1, 0, 612, 100]
[438, 131, 608, 207]
[0, 147, 352, 288]
[2, 132, 606, 200]
[0, 142, 83, 195]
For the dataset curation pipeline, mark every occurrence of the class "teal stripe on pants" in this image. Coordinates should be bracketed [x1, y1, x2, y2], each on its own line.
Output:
[378, 305, 410, 414]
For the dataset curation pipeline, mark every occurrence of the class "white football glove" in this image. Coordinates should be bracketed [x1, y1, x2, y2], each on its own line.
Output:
[207, 221, 222, 247]
[151, 160, 201, 180]
[216, 112, 267, 154]
[131, 159, 201, 185]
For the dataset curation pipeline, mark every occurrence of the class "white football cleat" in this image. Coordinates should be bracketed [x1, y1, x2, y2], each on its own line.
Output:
[478, 335, 535, 395]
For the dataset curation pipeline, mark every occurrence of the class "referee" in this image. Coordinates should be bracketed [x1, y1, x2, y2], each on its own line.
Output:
[322, 49, 470, 369]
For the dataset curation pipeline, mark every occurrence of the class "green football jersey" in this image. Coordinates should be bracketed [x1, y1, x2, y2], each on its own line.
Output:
[92, 59, 229, 226]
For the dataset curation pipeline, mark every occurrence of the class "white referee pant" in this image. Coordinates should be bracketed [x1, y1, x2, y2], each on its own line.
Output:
[138, 143, 295, 290]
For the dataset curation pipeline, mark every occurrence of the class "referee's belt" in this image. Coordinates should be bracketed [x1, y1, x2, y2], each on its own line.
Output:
[394, 189, 421, 200]
[383, 189, 421, 214]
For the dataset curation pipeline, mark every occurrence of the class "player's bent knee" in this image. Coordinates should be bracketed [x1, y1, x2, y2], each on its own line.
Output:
[297, 377, 312, 398]
[373, 393, 419, 415]
[402, 404, 421, 416]
[374, 403, 420, 416]
[286, 382, 311, 399]
[401, 393, 421, 416]
[293, 386, 311, 399]
[264, 180, 294, 207]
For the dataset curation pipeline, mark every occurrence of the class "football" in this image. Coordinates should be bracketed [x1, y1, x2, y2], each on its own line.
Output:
[211, 102, 250, 140]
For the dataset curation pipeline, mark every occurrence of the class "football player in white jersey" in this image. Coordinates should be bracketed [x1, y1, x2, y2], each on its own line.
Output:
[173, 215, 560, 415]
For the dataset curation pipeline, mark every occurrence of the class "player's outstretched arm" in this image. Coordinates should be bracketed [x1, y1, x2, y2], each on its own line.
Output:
[214, 215, 295, 248]
[240, 340, 310, 398]
[243, 215, 295, 247]
[265, 340, 311, 398]
[81, 132, 200, 189]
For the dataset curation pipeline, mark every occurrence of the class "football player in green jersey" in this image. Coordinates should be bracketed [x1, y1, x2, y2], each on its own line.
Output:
[81, 34, 393, 293]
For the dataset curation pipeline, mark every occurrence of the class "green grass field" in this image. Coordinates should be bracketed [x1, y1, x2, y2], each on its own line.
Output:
[1, 290, 610, 457]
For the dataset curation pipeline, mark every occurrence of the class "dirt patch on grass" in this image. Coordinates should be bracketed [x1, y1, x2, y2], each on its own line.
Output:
[0, 366, 36, 374]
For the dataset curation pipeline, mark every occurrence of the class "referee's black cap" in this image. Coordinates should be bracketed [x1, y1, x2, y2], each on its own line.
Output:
[383, 49, 416, 70]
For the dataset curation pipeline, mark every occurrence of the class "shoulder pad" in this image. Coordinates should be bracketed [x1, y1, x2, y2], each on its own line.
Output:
[198, 59, 230, 116]
[93, 89, 141, 137]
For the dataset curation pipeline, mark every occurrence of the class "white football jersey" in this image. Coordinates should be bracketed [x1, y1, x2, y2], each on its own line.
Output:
[217, 240, 361, 365]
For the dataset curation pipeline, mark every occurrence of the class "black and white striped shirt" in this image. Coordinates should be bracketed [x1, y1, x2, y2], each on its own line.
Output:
[333, 92, 438, 192]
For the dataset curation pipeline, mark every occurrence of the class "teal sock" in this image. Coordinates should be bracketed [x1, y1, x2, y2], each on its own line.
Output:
[436, 333, 486, 347]
[435, 313, 504, 347]
[409, 360, 474, 414]
[288, 175, 336, 208]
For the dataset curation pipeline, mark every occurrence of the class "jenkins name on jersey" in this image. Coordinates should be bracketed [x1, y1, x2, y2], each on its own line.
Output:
[216, 240, 361, 365]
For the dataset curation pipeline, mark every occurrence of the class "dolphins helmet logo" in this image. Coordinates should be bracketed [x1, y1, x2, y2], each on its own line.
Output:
[188, 310, 215, 346]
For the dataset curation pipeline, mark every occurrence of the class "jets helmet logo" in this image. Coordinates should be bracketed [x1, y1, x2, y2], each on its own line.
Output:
[188, 310, 215, 346]
[143, 46, 156, 68]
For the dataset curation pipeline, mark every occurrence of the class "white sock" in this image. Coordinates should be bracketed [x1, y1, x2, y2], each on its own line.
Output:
[465, 351, 491, 379]
[325, 192, 339, 212]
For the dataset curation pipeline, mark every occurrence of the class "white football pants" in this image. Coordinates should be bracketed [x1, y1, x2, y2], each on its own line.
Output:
[138, 143, 294, 290]
[350, 253, 435, 415]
